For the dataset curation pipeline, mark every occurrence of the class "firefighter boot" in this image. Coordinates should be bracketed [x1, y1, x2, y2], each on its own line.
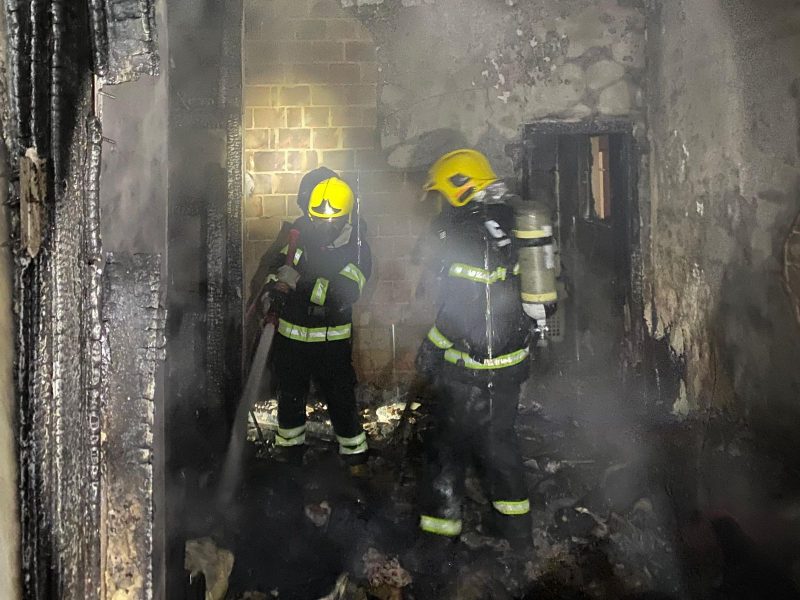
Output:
[339, 448, 369, 478]
[490, 510, 535, 556]
[270, 443, 306, 466]
[402, 531, 459, 576]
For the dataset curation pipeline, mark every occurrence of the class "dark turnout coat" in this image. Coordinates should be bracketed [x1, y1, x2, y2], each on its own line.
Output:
[419, 190, 532, 383]
[259, 216, 371, 338]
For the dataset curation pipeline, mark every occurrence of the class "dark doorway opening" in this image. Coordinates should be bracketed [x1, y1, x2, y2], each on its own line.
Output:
[522, 122, 643, 419]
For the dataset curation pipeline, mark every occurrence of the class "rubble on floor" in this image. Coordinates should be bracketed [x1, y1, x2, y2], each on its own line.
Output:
[184, 382, 800, 599]
[185, 537, 235, 600]
[248, 383, 421, 446]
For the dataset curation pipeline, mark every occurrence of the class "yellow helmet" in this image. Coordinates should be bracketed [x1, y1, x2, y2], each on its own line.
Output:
[424, 149, 498, 207]
[308, 177, 354, 220]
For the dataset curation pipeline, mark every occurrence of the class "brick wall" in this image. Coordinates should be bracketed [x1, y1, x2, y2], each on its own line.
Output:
[243, 0, 435, 385]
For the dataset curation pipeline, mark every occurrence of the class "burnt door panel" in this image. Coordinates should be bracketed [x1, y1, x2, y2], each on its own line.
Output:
[569, 135, 624, 369]
[524, 129, 633, 409]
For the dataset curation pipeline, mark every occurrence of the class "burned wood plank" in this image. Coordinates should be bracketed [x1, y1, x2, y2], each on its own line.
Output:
[89, 0, 159, 85]
[102, 253, 165, 600]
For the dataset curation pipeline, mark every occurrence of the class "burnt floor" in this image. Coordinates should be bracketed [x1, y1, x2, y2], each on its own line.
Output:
[176, 369, 800, 600]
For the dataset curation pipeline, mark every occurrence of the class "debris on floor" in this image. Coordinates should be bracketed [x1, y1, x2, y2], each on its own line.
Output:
[316, 573, 351, 600]
[248, 383, 421, 446]
[362, 548, 412, 599]
[185, 537, 235, 600]
[181, 380, 800, 600]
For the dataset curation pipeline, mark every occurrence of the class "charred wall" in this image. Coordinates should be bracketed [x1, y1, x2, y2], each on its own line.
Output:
[165, 0, 243, 427]
[98, 5, 168, 598]
[2, 0, 161, 597]
[102, 254, 166, 600]
[645, 0, 800, 454]
[0, 10, 20, 599]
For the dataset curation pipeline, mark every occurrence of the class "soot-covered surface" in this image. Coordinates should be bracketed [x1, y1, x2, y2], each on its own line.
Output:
[4, 0, 159, 595]
[178, 369, 800, 600]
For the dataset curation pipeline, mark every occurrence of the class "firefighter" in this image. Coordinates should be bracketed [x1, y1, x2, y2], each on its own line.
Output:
[259, 170, 371, 465]
[413, 149, 541, 557]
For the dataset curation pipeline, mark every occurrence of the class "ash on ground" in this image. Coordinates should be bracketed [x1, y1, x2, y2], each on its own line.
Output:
[183, 379, 800, 599]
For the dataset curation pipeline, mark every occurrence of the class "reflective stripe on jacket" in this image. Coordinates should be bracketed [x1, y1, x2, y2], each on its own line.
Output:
[428, 197, 530, 365]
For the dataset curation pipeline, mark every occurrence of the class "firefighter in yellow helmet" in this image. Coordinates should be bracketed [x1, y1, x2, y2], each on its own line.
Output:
[423, 148, 499, 207]
[411, 149, 538, 567]
[254, 169, 372, 465]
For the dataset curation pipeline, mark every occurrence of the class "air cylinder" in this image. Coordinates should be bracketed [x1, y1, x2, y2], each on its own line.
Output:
[513, 202, 557, 319]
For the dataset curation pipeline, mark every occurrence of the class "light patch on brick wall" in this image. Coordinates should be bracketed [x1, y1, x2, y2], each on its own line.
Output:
[244, 0, 436, 385]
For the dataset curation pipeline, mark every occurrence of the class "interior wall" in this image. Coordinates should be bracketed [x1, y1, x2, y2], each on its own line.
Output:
[243, 0, 436, 384]
[99, 79, 168, 260]
[0, 0, 160, 595]
[360, 0, 646, 174]
[164, 0, 243, 594]
[242, 0, 648, 385]
[645, 0, 800, 450]
[0, 32, 19, 600]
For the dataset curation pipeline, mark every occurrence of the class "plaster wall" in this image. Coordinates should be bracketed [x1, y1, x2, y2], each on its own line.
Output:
[360, 0, 646, 173]
[100, 78, 168, 259]
[645, 0, 800, 449]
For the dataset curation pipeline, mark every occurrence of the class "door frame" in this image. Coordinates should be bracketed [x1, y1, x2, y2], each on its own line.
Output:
[522, 119, 645, 359]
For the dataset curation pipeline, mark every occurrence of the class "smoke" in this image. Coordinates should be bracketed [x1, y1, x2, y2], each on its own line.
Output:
[95, 3, 171, 597]
[98, 63, 169, 261]
[143, 1, 800, 598]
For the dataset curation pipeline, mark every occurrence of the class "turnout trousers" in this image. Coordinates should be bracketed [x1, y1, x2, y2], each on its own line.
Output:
[271, 332, 367, 456]
[419, 375, 531, 539]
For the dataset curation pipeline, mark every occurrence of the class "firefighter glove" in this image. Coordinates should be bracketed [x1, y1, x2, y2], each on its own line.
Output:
[276, 265, 300, 290]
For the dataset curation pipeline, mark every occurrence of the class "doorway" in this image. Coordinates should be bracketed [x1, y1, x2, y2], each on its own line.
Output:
[523, 122, 642, 418]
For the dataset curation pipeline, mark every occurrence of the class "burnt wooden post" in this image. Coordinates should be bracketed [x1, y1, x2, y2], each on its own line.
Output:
[5, 0, 160, 597]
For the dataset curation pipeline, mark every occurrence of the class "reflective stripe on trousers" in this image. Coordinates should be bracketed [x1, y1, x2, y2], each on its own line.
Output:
[492, 499, 531, 515]
[275, 424, 307, 447]
[420, 515, 462, 537]
[336, 431, 368, 455]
